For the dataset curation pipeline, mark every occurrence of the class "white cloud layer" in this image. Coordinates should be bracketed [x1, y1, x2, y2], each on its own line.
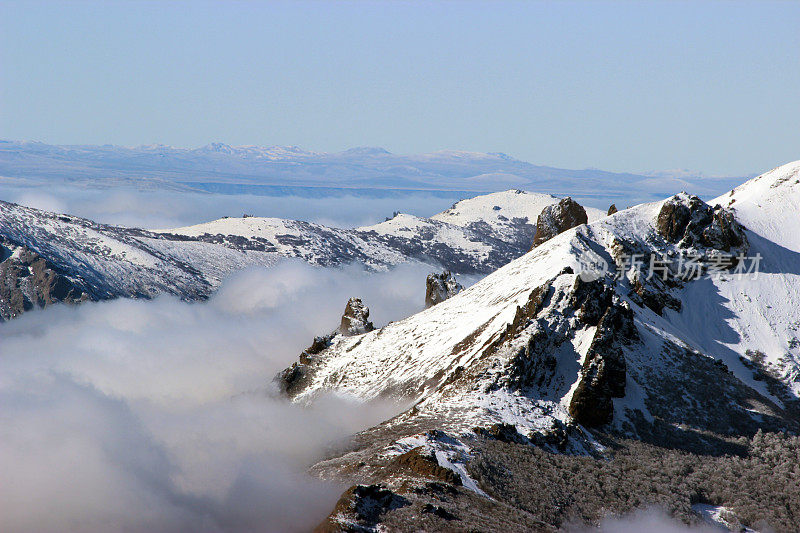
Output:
[0, 260, 469, 532]
[568, 507, 721, 533]
[0, 185, 463, 229]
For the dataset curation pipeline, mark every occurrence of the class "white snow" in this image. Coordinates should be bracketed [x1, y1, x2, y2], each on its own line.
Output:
[387, 433, 489, 496]
[692, 503, 755, 531]
[430, 189, 605, 242]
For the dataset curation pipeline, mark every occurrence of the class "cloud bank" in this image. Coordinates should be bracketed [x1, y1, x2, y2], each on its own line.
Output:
[0, 185, 463, 229]
[0, 261, 468, 532]
[568, 507, 722, 533]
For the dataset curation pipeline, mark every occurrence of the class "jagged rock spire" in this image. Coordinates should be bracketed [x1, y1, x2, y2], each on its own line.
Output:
[339, 297, 375, 336]
[425, 271, 463, 308]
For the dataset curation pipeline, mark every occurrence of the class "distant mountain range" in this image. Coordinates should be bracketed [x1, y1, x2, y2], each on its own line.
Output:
[0, 140, 746, 207]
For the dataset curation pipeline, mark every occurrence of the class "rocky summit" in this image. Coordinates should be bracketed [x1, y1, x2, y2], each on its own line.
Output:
[531, 196, 589, 247]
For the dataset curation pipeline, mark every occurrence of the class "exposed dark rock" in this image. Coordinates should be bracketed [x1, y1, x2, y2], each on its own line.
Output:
[569, 300, 637, 427]
[474, 423, 527, 444]
[656, 196, 695, 243]
[532, 197, 588, 248]
[607, 204, 618, 215]
[701, 206, 747, 252]
[421, 503, 458, 521]
[631, 274, 682, 315]
[425, 270, 463, 308]
[306, 333, 336, 357]
[339, 297, 374, 336]
[275, 362, 312, 397]
[0, 236, 90, 321]
[655, 194, 748, 256]
[316, 484, 410, 532]
[569, 277, 614, 327]
[393, 447, 462, 485]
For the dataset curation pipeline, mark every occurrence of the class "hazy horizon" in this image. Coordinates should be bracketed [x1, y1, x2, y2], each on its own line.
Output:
[2, 0, 798, 176]
[1, 137, 766, 178]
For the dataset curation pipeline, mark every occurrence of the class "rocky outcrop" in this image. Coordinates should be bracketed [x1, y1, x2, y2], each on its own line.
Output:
[607, 204, 618, 215]
[316, 484, 410, 533]
[339, 297, 374, 336]
[569, 276, 614, 327]
[531, 197, 588, 248]
[425, 271, 463, 308]
[569, 298, 637, 427]
[0, 236, 89, 321]
[474, 423, 527, 445]
[630, 271, 682, 315]
[656, 194, 748, 256]
[277, 298, 375, 397]
[276, 334, 333, 397]
[393, 447, 462, 485]
[275, 362, 312, 397]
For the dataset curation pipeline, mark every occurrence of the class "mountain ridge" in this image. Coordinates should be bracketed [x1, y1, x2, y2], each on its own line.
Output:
[0, 189, 595, 321]
[275, 160, 800, 531]
[0, 140, 746, 207]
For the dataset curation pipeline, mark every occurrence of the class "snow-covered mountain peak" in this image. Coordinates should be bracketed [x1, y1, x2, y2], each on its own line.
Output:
[433, 189, 606, 225]
[714, 160, 800, 253]
[162, 215, 313, 238]
[426, 189, 605, 248]
[337, 146, 392, 156]
[193, 143, 317, 160]
[199, 142, 236, 154]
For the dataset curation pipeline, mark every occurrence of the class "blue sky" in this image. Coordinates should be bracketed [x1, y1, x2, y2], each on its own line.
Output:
[1, 0, 798, 175]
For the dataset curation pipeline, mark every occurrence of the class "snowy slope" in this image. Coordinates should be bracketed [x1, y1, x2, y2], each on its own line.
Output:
[0, 200, 278, 304]
[700, 160, 800, 394]
[162, 189, 593, 274]
[714, 160, 800, 253]
[431, 189, 605, 243]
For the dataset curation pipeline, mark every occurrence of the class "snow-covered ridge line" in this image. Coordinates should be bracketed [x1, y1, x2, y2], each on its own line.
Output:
[0, 189, 581, 320]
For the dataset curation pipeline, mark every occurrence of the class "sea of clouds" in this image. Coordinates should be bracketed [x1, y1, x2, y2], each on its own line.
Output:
[0, 260, 467, 532]
[0, 185, 463, 229]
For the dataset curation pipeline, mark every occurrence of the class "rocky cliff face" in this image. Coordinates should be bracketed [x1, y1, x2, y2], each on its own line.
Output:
[0, 236, 90, 320]
[424, 271, 463, 308]
[568, 288, 638, 427]
[531, 197, 588, 247]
